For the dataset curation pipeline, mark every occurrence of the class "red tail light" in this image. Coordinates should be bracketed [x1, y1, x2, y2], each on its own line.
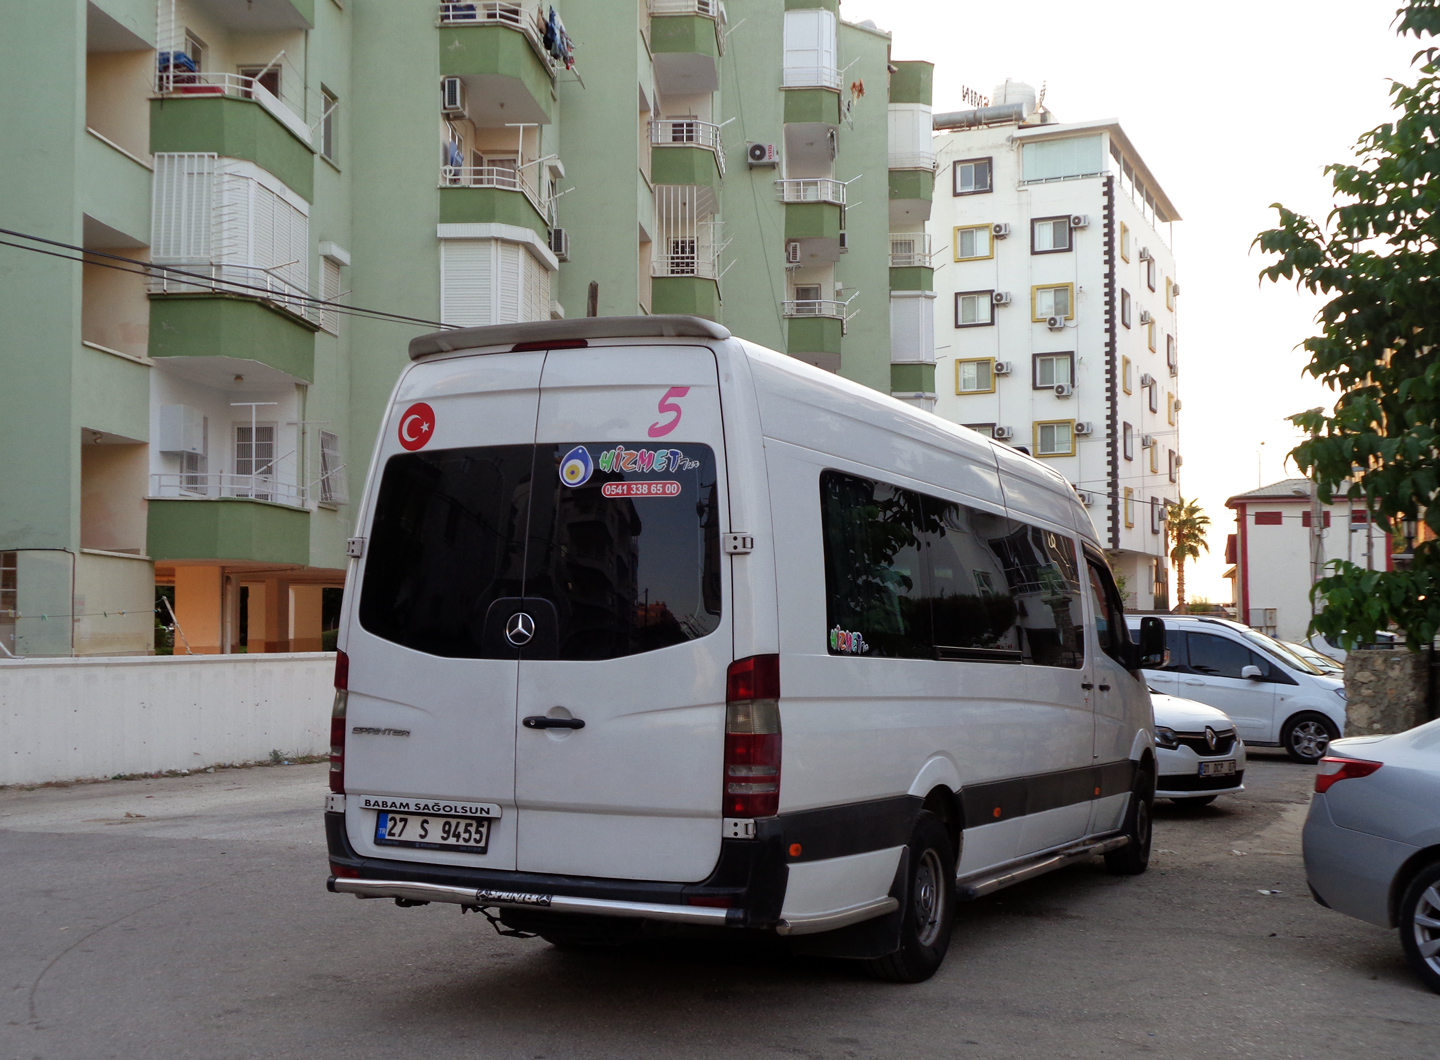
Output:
[724, 654, 781, 818]
[329, 650, 348, 794]
[1314, 756, 1382, 794]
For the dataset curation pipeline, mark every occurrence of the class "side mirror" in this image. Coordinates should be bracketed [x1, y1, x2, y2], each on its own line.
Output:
[1135, 617, 1166, 670]
[1240, 664, 1263, 680]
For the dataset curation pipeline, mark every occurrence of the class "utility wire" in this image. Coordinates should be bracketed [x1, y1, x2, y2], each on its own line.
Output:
[0, 227, 456, 331]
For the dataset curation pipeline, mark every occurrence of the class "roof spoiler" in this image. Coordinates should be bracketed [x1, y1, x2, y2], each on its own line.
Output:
[408, 315, 731, 361]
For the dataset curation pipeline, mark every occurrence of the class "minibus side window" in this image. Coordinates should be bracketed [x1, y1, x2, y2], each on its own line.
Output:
[989, 523, 1085, 668]
[923, 498, 1022, 657]
[1085, 557, 1130, 666]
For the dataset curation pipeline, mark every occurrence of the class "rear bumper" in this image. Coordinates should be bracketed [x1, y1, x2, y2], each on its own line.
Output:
[1301, 794, 1413, 929]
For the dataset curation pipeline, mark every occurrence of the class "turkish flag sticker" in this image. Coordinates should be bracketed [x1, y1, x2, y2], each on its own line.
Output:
[397, 402, 436, 451]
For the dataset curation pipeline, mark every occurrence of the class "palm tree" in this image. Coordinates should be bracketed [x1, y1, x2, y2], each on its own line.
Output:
[1167, 497, 1211, 612]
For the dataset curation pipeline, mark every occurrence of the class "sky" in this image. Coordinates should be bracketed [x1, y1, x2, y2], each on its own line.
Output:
[838, 0, 1419, 603]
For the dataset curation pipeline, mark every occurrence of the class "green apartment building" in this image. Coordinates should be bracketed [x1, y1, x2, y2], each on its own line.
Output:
[0, 0, 934, 656]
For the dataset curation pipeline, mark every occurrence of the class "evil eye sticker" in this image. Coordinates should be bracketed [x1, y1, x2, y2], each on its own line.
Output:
[559, 445, 594, 487]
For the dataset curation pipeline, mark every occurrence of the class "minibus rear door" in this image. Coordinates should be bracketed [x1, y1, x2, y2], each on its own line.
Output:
[512, 344, 731, 883]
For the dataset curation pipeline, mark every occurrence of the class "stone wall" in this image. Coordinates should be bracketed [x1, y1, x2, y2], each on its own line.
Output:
[1343, 649, 1432, 736]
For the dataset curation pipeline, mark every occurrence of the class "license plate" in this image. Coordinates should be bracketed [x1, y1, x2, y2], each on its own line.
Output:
[1198, 760, 1237, 777]
[375, 811, 490, 853]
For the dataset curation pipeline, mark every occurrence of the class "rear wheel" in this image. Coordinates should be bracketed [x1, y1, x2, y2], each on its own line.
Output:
[1105, 767, 1154, 875]
[1398, 860, 1440, 995]
[865, 811, 955, 983]
[1281, 712, 1339, 764]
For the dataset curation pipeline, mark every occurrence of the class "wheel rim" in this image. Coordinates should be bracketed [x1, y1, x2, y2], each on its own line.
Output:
[1290, 719, 1331, 760]
[1411, 884, 1440, 974]
[912, 848, 945, 948]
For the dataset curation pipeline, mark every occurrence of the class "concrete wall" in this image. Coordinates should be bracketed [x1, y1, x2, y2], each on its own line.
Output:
[0, 652, 334, 785]
[1344, 648, 1432, 736]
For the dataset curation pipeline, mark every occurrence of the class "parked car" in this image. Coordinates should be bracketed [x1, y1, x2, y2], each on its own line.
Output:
[1284, 640, 1343, 676]
[1126, 615, 1346, 764]
[1305, 630, 1399, 665]
[1151, 691, 1246, 807]
[1302, 720, 1440, 994]
[325, 315, 1169, 983]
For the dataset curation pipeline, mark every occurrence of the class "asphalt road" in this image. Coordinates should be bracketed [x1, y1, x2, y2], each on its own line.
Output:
[1, 754, 1436, 1060]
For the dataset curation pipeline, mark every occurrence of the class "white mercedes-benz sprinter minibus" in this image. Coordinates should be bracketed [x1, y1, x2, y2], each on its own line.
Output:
[326, 317, 1165, 982]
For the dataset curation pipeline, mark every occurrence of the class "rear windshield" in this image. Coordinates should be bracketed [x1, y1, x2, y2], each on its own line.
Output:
[359, 442, 722, 660]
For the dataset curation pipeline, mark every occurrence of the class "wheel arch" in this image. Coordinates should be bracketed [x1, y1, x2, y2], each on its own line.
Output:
[906, 755, 963, 855]
[1388, 845, 1440, 928]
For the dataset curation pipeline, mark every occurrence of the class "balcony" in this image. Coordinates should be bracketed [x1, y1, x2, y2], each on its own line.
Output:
[147, 495, 310, 566]
[776, 178, 846, 206]
[889, 233, 933, 268]
[149, 263, 320, 328]
[650, 119, 725, 184]
[783, 297, 853, 325]
[150, 86, 315, 200]
[437, 2, 566, 123]
[783, 64, 841, 92]
[649, 0, 725, 95]
[155, 70, 312, 147]
[148, 296, 316, 384]
[439, 165, 555, 234]
[888, 169, 934, 226]
[150, 471, 307, 509]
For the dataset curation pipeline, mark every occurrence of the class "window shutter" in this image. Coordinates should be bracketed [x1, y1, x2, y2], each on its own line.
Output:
[440, 240, 493, 326]
[497, 240, 522, 323]
[783, 9, 836, 87]
[152, 154, 218, 262]
[889, 293, 934, 365]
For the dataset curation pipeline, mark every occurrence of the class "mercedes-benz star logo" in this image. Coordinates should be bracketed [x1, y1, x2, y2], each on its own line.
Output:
[505, 612, 536, 646]
[1204, 726, 1218, 751]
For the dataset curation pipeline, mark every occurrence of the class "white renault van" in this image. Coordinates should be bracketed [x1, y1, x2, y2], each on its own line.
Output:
[326, 317, 1165, 982]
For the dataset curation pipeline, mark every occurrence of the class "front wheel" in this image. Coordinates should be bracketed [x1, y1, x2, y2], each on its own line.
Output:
[1105, 768, 1154, 875]
[1398, 860, 1440, 995]
[1281, 712, 1339, 764]
[864, 811, 955, 983]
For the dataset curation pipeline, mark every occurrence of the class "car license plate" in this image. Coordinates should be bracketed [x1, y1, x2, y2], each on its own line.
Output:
[1198, 760, 1237, 777]
[375, 811, 490, 854]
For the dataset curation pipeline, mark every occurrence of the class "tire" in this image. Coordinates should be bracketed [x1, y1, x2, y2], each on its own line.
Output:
[1170, 795, 1218, 809]
[865, 811, 956, 983]
[1281, 712, 1339, 764]
[1398, 860, 1440, 995]
[1105, 768, 1154, 875]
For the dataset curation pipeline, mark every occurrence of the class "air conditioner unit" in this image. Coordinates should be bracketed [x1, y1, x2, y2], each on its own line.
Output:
[1075, 489, 1095, 506]
[158, 404, 205, 454]
[1074, 421, 1093, 436]
[1175, 454, 1184, 467]
[992, 222, 1010, 238]
[441, 77, 467, 117]
[993, 360, 1013, 376]
[1070, 214, 1090, 228]
[548, 227, 570, 262]
[1170, 282, 1181, 297]
[1054, 382, 1073, 398]
[992, 425, 1015, 441]
[1139, 309, 1153, 325]
[1139, 373, 1155, 388]
[1172, 398, 1182, 412]
[1141, 433, 1155, 448]
[1046, 315, 1065, 330]
[838, 231, 849, 252]
[1139, 246, 1153, 261]
[992, 291, 1011, 306]
[747, 142, 780, 167]
[785, 241, 801, 264]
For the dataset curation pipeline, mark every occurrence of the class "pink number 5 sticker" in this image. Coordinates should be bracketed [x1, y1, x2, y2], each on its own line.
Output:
[648, 386, 690, 438]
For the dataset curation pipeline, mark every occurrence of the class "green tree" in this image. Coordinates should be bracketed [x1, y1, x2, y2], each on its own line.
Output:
[1166, 497, 1210, 612]
[1255, 0, 1440, 649]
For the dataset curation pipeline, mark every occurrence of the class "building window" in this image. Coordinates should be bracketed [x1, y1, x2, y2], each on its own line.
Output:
[319, 431, 347, 506]
[1167, 392, 1176, 425]
[1254, 511, 1283, 525]
[964, 423, 996, 438]
[320, 89, 338, 162]
[1124, 488, 1135, 527]
[953, 157, 992, 196]
[1031, 216, 1072, 254]
[1032, 283, 1074, 321]
[1145, 256, 1156, 291]
[180, 416, 209, 493]
[1166, 334, 1177, 374]
[1151, 498, 1165, 535]
[956, 358, 996, 394]
[238, 63, 281, 100]
[1033, 352, 1074, 389]
[1122, 356, 1133, 394]
[320, 258, 343, 334]
[1146, 319, 1157, 352]
[955, 290, 994, 327]
[1165, 276, 1175, 310]
[1149, 442, 1159, 473]
[1302, 510, 1333, 528]
[1034, 420, 1075, 457]
[1167, 449, 1177, 482]
[184, 30, 206, 71]
[953, 225, 993, 261]
[1119, 222, 1130, 262]
[235, 423, 277, 500]
[1123, 422, 1134, 460]
[1120, 289, 1132, 328]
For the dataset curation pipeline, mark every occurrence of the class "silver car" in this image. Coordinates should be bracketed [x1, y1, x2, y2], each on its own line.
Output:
[1302, 719, 1440, 994]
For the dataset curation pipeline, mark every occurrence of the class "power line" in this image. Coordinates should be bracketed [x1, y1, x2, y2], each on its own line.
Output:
[0, 226, 455, 331]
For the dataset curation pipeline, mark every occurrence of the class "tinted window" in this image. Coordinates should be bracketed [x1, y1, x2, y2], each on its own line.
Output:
[359, 443, 721, 660]
[1185, 632, 1262, 680]
[1086, 558, 1130, 665]
[819, 470, 1082, 667]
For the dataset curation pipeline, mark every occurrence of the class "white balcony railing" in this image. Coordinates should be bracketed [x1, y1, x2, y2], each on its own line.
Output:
[154, 71, 312, 147]
[775, 178, 847, 206]
[783, 298, 852, 321]
[437, 2, 572, 76]
[147, 262, 320, 326]
[440, 165, 555, 225]
[649, 120, 726, 177]
[889, 233, 933, 267]
[782, 65, 841, 91]
[649, 0, 724, 18]
[150, 472, 307, 509]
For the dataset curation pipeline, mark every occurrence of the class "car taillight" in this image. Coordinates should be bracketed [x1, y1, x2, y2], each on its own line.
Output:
[724, 654, 780, 818]
[329, 649, 348, 794]
[1314, 755, 1382, 794]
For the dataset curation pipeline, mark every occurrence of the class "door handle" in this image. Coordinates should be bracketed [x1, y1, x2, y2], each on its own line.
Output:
[1098, 684, 1111, 692]
[1081, 682, 1094, 690]
[523, 716, 586, 730]
[1183, 679, 1203, 686]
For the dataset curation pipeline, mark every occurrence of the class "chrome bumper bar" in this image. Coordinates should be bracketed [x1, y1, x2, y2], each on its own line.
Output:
[328, 877, 736, 926]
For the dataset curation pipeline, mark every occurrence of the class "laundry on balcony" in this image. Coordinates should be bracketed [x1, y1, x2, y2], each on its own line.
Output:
[543, 7, 574, 69]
